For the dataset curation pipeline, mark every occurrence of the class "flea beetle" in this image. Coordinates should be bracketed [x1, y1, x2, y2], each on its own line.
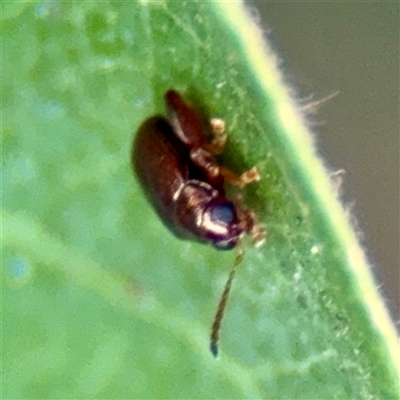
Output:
[132, 89, 265, 356]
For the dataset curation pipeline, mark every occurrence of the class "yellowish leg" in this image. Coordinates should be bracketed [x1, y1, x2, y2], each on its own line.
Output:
[204, 118, 227, 155]
[219, 166, 260, 188]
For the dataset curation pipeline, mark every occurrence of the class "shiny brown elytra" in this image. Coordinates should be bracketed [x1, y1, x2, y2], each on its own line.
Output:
[132, 89, 265, 356]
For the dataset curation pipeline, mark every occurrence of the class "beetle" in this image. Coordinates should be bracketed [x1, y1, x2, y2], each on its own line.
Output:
[132, 89, 265, 356]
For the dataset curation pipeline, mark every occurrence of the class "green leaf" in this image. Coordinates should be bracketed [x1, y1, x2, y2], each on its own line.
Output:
[2, 1, 398, 399]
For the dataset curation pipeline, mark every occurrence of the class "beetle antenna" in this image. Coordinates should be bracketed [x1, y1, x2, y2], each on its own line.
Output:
[210, 246, 244, 357]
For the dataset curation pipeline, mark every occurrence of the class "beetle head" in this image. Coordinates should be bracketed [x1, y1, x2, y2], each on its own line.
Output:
[202, 200, 243, 250]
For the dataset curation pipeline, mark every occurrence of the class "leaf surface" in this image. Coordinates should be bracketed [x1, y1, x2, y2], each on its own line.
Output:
[2, 1, 398, 399]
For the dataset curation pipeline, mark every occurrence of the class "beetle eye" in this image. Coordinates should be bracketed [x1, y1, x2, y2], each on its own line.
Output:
[210, 203, 236, 226]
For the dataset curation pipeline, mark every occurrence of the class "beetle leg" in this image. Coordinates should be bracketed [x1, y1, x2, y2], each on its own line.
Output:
[233, 198, 267, 247]
[251, 222, 267, 247]
[190, 148, 225, 190]
[191, 147, 260, 190]
[243, 208, 266, 247]
[203, 118, 227, 155]
[219, 166, 260, 188]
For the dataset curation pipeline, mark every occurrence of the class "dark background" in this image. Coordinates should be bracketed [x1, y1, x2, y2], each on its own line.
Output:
[250, 2, 399, 323]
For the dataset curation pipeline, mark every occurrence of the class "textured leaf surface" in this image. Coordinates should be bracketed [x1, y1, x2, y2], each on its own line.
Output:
[2, 1, 398, 399]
